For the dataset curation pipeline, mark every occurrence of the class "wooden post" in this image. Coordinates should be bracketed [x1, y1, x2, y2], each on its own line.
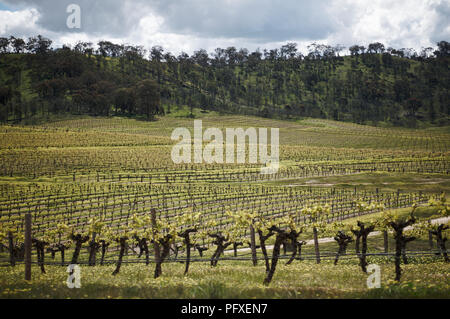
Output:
[8, 231, 15, 267]
[88, 232, 97, 266]
[151, 208, 161, 266]
[313, 227, 320, 264]
[249, 224, 257, 266]
[428, 230, 434, 250]
[25, 213, 32, 281]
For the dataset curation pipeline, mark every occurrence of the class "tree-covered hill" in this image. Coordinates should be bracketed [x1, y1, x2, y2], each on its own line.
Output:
[0, 35, 448, 127]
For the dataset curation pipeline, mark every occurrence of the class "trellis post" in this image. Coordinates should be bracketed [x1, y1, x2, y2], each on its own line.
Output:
[250, 223, 257, 266]
[151, 208, 161, 269]
[25, 213, 32, 281]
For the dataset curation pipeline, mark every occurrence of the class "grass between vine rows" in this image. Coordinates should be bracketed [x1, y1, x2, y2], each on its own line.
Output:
[1, 259, 448, 299]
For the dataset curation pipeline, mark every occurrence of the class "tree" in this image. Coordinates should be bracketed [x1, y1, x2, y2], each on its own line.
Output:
[430, 224, 449, 262]
[32, 238, 48, 273]
[212, 48, 227, 67]
[112, 232, 128, 275]
[192, 49, 210, 67]
[136, 79, 163, 120]
[252, 212, 304, 285]
[87, 218, 104, 266]
[89, 80, 115, 116]
[280, 43, 298, 60]
[225, 46, 238, 65]
[247, 50, 262, 70]
[367, 42, 385, 54]
[114, 87, 136, 115]
[388, 211, 416, 281]
[97, 41, 116, 57]
[428, 193, 450, 262]
[0, 37, 9, 53]
[26, 35, 52, 54]
[9, 37, 25, 53]
[351, 220, 375, 273]
[69, 231, 90, 264]
[0, 86, 12, 106]
[150, 45, 164, 62]
[333, 230, 353, 265]
[333, 44, 346, 57]
[263, 226, 289, 285]
[435, 41, 450, 58]
[382, 52, 393, 67]
[46, 224, 70, 266]
[284, 220, 304, 265]
[74, 41, 93, 57]
[123, 45, 145, 64]
[237, 48, 249, 65]
[405, 97, 422, 117]
[209, 232, 232, 267]
[0, 103, 7, 123]
[420, 47, 434, 59]
[175, 208, 201, 274]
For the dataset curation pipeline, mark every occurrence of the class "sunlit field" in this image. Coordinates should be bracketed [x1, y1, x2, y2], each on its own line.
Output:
[0, 114, 448, 299]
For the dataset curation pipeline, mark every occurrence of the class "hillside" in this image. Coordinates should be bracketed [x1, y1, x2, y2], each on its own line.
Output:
[1, 114, 448, 187]
[0, 36, 449, 127]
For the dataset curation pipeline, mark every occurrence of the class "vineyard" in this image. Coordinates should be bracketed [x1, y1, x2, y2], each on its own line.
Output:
[0, 114, 449, 298]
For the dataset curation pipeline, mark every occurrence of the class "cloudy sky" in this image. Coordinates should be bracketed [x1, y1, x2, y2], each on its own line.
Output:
[0, 0, 448, 55]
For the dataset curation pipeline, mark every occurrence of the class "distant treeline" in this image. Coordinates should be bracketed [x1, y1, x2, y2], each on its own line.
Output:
[0, 35, 448, 126]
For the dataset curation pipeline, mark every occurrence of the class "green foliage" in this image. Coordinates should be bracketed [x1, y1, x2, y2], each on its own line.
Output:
[428, 192, 449, 216]
[0, 37, 448, 127]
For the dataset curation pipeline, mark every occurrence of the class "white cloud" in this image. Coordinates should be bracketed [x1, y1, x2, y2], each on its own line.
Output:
[328, 0, 449, 49]
[0, 0, 448, 55]
[147, 0, 336, 42]
[0, 8, 41, 36]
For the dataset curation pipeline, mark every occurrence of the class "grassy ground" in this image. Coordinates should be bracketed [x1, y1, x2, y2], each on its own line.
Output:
[1, 204, 447, 299]
[1, 258, 448, 299]
[272, 172, 450, 194]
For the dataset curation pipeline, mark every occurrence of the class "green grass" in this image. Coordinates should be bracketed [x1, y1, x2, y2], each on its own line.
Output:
[1, 258, 448, 299]
[270, 172, 450, 194]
